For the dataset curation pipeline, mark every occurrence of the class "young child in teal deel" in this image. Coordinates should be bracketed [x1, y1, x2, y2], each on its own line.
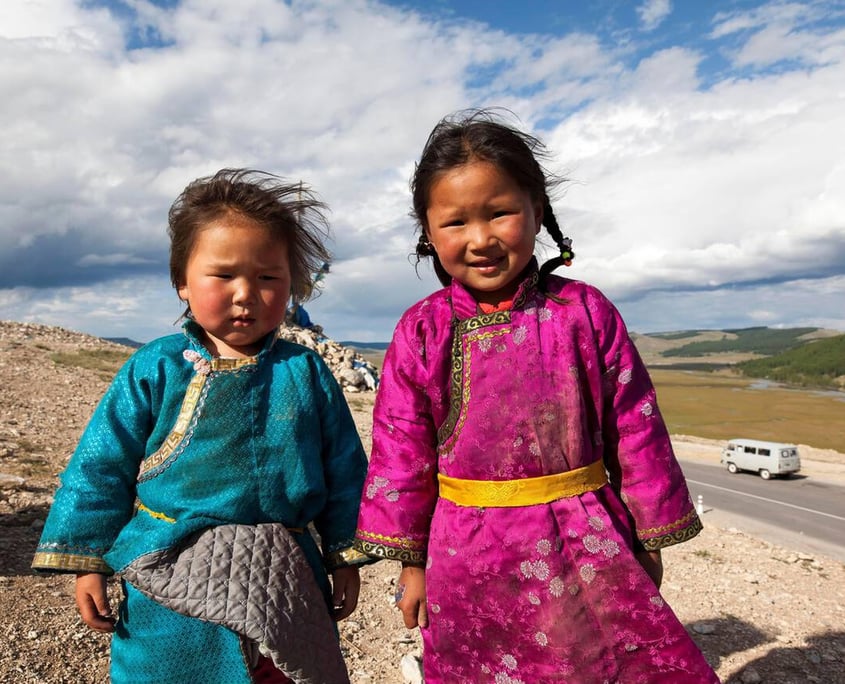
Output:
[33, 169, 369, 683]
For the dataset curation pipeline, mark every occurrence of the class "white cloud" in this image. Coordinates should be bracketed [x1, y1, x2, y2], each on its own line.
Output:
[0, 0, 843, 343]
[637, 0, 672, 32]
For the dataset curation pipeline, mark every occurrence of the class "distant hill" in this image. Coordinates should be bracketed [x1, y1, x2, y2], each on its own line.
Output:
[633, 326, 845, 390]
[736, 334, 845, 389]
[103, 336, 143, 349]
[341, 341, 390, 351]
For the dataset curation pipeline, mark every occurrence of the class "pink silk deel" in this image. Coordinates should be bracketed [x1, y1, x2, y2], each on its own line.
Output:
[355, 268, 719, 683]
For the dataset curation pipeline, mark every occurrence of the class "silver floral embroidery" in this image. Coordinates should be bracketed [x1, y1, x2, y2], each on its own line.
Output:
[535, 539, 552, 555]
[641, 401, 654, 417]
[535, 632, 548, 647]
[501, 655, 518, 670]
[588, 516, 605, 531]
[619, 368, 633, 384]
[513, 435, 524, 448]
[365, 476, 389, 500]
[479, 337, 493, 352]
[529, 442, 541, 456]
[513, 325, 527, 345]
[182, 349, 211, 376]
[580, 563, 597, 583]
[527, 592, 541, 605]
[650, 595, 665, 608]
[549, 577, 565, 597]
[538, 306, 552, 322]
[385, 489, 399, 502]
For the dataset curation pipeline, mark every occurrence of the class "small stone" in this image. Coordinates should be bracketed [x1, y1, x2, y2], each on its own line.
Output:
[740, 666, 762, 683]
[400, 653, 423, 684]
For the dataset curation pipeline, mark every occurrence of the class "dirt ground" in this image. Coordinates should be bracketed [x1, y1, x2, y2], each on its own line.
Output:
[1, 321, 844, 683]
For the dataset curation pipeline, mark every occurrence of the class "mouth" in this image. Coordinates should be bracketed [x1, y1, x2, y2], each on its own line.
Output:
[469, 256, 505, 273]
[231, 316, 256, 327]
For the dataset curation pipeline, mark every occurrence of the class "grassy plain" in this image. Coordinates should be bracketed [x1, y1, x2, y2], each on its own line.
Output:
[650, 368, 845, 452]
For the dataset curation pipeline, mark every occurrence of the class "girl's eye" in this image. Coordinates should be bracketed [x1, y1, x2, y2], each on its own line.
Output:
[214, 274, 232, 280]
[259, 275, 278, 281]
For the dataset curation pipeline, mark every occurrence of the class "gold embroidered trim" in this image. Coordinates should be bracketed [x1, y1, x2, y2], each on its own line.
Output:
[641, 516, 703, 551]
[31, 551, 112, 574]
[638, 507, 699, 536]
[211, 356, 258, 371]
[138, 372, 207, 479]
[353, 539, 425, 564]
[437, 312, 510, 446]
[325, 546, 373, 570]
[438, 460, 608, 508]
[137, 502, 176, 523]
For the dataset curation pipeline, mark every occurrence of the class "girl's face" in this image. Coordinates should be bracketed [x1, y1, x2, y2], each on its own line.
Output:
[425, 160, 541, 305]
[177, 214, 291, 358]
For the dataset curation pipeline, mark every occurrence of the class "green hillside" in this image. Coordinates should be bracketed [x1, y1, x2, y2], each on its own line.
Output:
[736, 334, 845, 389]
[661, 326, 819, 357]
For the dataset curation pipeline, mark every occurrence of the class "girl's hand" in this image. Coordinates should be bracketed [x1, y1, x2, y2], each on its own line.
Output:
[395, 563, 428, 630]
[330, 566, 360, 621]
[635, 550, 663, 588]
[75, 572, 115, 633]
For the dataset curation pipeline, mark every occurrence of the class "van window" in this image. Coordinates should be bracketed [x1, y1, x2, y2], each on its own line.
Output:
[758, 448, 770, 456]
[743, 446, 756, 454]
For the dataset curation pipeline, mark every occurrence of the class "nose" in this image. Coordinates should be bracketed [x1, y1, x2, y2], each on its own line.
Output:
[466, 220, 496, 251]
[232, 278, 256, 305]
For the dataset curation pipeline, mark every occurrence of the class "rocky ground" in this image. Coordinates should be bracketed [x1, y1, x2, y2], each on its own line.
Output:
[1, 320, 844, 683]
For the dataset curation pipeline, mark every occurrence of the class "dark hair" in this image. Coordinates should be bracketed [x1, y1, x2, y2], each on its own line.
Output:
[168, 168, 331, 306]
[410, 109, 573, 287]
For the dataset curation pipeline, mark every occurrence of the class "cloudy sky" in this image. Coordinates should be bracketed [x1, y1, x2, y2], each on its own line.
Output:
[2, 0, 844, 344]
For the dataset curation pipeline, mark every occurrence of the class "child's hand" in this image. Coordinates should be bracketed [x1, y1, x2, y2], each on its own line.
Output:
[635, 550, 663, 588]
[75, 572, 115, 633]
[330, 566, 360, 621]
[395, 563, 428, 630]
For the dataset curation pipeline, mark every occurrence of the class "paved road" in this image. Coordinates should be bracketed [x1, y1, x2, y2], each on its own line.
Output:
[678, 459, 845, 562]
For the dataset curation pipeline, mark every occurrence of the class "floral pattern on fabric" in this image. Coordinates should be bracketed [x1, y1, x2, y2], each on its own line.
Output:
[355, 264, 718, 683]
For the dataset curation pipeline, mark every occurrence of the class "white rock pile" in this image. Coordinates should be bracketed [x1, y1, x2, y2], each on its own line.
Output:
[278, 323, 379, 393]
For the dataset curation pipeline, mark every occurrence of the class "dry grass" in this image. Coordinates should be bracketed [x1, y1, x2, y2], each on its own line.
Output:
[651, 369, 845, 451]
[49, 349, 132, 380]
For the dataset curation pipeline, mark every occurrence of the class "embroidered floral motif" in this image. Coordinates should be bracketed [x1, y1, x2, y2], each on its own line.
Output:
[619, 368, 633, 384]
[366, 476, 389, 500]
[527, 592, 541, 605]
[548, 577, 565, 597]
[535, 539, 552, 555]
[535, 632, 548, 646]
[641, 401, 654, 417]
[579, 563, 597, 583]
[182, 349, 211, 376]
[538, 306, 552, 322]
[513, 325, 527, 344]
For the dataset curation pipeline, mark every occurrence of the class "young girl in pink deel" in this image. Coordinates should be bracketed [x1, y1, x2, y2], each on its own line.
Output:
[354, 111, 719, 683]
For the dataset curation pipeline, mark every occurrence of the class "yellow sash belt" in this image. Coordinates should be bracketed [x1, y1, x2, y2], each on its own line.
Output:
[437, 459, 608, 508]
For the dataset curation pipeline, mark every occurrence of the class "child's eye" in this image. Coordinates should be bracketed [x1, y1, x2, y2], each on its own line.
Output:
[259, 275, 279, 281]
[214, 274, 232, 280]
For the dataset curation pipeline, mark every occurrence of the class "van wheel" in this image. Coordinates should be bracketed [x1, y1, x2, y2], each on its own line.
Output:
[759, 469, 771, 480]
[727, 463, 738, 474]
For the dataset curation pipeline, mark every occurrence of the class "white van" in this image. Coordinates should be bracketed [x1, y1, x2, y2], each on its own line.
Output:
[721, 439, 801, 479]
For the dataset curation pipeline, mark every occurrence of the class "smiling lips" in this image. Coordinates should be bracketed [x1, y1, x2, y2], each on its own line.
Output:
[470, 256, 504, 272]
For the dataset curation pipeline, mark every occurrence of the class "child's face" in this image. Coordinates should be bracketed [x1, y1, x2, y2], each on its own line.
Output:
[177, 214, 291, 358]
[425, 160, 541, 305]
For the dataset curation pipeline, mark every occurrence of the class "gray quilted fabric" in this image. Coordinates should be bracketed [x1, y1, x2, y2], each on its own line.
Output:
[121, 523, 350, 684]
